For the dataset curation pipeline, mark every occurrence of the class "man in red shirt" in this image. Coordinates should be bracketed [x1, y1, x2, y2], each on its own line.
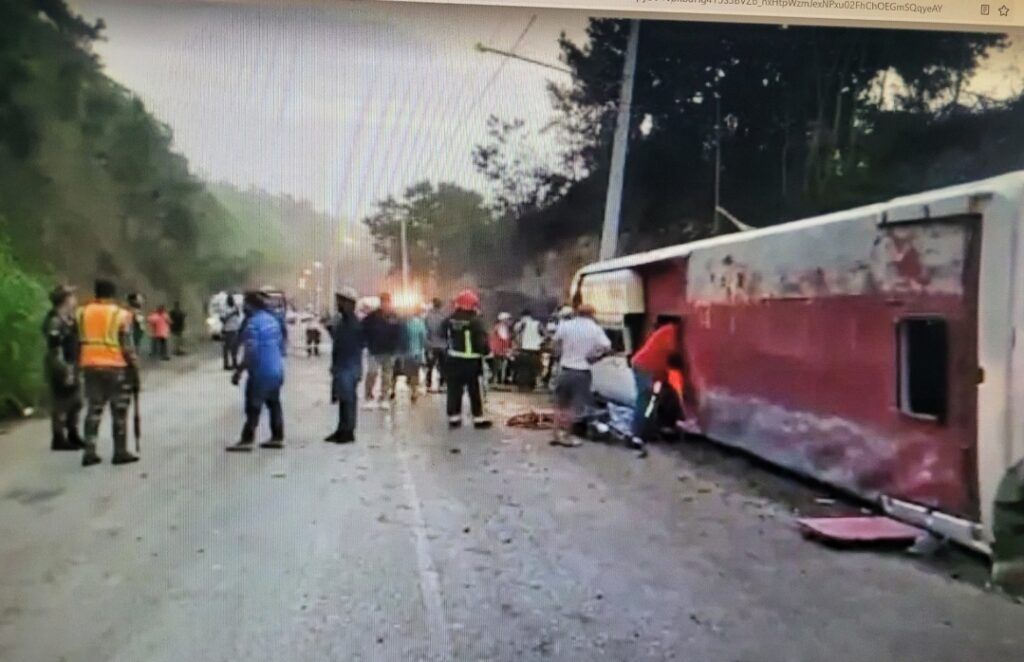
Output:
[630, 317, 684, 451]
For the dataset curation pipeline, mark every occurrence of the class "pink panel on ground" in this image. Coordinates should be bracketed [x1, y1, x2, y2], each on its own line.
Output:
[797, 516, 923, 544]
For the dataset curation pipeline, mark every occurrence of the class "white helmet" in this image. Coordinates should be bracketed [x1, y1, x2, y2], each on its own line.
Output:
[335, 285, 359, 302]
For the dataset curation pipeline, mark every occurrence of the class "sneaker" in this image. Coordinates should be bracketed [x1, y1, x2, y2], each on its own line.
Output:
[260, 439, 284, 449]
[550, 437, 582, 448]
[82, 452, 102, 467]
[112, 454, 140, 465]
[448, 417, 463, 429]
[473, 419, 493, 430]
[226, 441, 254, 453]
[629, 436, 646, 450]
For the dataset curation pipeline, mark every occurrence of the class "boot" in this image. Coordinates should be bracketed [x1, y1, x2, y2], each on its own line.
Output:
[66, 429, 86, 450]
[324, 431, 341, 442]
[51, 433, 79, 451]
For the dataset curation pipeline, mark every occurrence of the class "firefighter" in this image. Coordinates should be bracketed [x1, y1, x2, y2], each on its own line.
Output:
[43, 284, 83, 451]
[77, 279, 140, 467]
[442, 289, 492, 429]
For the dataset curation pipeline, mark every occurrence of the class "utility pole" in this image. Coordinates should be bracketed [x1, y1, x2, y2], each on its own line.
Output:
[598, 19, 640, 261]
[399, 215, 410, 294]
[713, 89, 722, 236]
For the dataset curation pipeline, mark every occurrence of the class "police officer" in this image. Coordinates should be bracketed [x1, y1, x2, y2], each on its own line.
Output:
[43, 284, 84, 451]
[442, 290, 492, 429]
[78, 279, 140, 467]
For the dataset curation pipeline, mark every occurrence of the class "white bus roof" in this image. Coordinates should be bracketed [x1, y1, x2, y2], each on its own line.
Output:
[577, 171, 1024, 279]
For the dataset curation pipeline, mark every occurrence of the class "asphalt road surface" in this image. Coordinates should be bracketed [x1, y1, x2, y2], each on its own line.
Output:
[0, 351, 1021, 661]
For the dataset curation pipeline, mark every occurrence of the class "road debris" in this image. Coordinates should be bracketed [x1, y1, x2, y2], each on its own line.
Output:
[507, 410, 555, 430]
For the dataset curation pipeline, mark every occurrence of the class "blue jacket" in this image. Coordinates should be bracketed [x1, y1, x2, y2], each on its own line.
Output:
[242, 309, 286, 398]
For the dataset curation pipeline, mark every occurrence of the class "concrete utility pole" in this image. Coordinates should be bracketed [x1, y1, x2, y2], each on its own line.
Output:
[598, 19, 640, 261]
[713, 90, 723, 236]
[399, 215, 410, 294]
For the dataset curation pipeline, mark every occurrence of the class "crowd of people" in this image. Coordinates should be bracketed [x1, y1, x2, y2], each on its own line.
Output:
[43, 277, 691, 467]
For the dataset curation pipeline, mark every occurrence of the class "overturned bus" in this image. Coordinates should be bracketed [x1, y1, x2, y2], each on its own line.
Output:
[572, 171, 1024, 555]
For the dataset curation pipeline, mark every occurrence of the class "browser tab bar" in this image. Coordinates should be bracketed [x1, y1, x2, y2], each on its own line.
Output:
[382, 0, 1021, 30]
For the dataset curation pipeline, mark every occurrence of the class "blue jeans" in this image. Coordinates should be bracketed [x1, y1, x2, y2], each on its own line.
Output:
[632, 368, 655, 438]
[332, 365, 361, 434]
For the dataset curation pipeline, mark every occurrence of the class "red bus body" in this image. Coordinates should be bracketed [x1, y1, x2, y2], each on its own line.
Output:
[574, 173, 1024, 550]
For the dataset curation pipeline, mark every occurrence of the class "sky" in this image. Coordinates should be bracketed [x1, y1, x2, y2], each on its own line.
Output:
[71, 0, 1023, 231]
[73, 0, 589, 228]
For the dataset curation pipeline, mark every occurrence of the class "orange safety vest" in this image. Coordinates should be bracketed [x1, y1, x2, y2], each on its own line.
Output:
[77, 301, 130, 368]
[667, 369, 686, 405]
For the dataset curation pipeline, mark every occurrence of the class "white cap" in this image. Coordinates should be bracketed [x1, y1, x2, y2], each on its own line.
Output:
[335, 285, 359, 302]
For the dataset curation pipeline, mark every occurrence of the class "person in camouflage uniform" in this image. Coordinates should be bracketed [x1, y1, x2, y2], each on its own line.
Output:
[43, 284, 84, 451]
[78, 279, 141, 467]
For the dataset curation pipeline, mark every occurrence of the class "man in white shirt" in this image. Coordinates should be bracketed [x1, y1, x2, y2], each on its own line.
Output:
[550, 303, 611, 446]
[512, 309, 544, 391]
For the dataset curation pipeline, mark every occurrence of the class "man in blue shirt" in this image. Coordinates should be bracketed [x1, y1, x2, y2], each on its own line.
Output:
[226, 291, 287, 451]
[325, 286, 364, 444]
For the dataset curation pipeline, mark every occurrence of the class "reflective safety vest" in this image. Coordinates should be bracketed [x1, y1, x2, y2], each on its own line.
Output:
[77, 301, 130, 368]
[446, 316, 484, 359]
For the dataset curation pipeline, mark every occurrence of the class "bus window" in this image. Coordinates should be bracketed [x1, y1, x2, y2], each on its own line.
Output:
[623, 313, 646, 354]
[897, 317, 948, 422]
[603, 328, 627, 354]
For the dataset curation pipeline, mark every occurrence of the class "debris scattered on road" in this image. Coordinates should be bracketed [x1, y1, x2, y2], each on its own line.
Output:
[507, 410, 555, 430]
[271, 472, 286, 478]
[450, 448, 461, 454]
[798, 516, 923, 547]
[463, 526, 471, 533]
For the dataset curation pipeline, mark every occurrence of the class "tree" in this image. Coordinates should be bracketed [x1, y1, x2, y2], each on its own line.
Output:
[480, 19, 1009, 256]
[362, 182, 500, 286]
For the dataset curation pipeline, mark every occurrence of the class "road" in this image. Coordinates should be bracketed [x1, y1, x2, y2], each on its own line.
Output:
[0, 350, 1021, 661]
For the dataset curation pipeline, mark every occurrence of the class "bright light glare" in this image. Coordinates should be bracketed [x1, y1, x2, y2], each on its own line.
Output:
[393, 290, 423, 311]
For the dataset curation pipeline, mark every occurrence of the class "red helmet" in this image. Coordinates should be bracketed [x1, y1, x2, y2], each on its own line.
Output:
[454, 289, 479, 311]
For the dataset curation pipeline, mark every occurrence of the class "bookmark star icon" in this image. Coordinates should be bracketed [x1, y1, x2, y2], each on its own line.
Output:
[999, 4, 1010, 15]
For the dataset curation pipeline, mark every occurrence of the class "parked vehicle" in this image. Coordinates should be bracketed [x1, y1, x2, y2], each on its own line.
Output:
[572, 171, 1024, 554]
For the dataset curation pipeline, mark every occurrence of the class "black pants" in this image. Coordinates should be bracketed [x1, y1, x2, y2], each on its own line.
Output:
[222, 331, 239, 369]
[305, 328, 321, 357]
[151, 337, 169, 360]
[49, 383, 82, 446]
[241, 383, 283, 442]
[446, 357, 483, 418]
[425, 348, 446, 389]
